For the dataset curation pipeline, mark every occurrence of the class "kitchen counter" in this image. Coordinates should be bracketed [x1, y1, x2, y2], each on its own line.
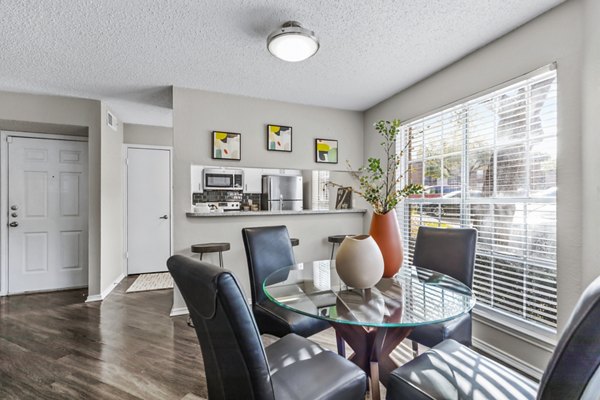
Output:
[186, 209, 367, 217]
[173, 207, 367, 317]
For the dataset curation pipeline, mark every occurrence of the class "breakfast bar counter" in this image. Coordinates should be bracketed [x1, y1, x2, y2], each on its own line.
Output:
[186, 209, 366, 217]
[172, 207, 368, 317]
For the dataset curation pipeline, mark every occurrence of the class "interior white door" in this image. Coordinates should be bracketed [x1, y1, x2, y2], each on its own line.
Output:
[126, 147, 171, 275]
[8, 137, 88, 294]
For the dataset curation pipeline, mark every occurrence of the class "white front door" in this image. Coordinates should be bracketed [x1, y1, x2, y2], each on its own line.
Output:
[126, 147, 171, 275]
[8, 137, 88, 294]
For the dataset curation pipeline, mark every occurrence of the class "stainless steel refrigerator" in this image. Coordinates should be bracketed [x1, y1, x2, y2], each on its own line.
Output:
[261, 175, 303, 211]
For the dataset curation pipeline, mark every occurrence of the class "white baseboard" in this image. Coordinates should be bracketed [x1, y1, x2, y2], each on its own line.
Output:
[85, 294, 103, 302]
[170, 306, 189, 317]
[85, 272, 126, 302]
[472, 337, 544, 380]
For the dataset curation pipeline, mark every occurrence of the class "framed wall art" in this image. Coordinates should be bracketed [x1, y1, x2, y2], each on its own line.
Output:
[335, 187, 353, 209]
[267, 124, 292, 152]
[212, 131, 241, 160]
[315, 138, 338, 164]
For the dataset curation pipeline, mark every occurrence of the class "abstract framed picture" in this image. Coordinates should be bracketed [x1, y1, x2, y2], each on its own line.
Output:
[212, 131, 241, 160]
[335, 187, 353, 209]
[267, 124, 292, 152]
[315, 138, 338, 164]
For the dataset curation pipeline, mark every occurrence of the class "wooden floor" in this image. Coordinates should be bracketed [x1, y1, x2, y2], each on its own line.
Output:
[0, 276, 405, 399]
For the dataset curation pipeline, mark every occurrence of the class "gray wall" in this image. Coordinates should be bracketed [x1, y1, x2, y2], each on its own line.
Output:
[0, 91, 102, 296]
[0, 91, 126, 298]
[100, 104, 124, 292]
[124, 123, 173, 147]
[173, 87, 364, 171]
[170, 213, 365, 313]
[171, 88, 365, 307]
[364, 0, 585, 375]
[581, 0, 600, 290]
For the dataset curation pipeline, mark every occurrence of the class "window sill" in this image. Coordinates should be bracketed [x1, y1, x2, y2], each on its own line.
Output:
[473, 305, 557, 352]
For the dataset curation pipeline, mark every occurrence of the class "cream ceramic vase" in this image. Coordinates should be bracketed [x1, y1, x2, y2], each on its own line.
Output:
[335, 235, 384, 289]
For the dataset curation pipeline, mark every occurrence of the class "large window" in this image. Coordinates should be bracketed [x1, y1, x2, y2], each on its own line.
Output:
[401, 65, 557, 331]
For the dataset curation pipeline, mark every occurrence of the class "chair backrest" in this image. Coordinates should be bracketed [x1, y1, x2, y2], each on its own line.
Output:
[537, 275, 600, 400]
[413, 226, 477, 288]
[242, 226, 295, 304]
[167, 255, 275, 400]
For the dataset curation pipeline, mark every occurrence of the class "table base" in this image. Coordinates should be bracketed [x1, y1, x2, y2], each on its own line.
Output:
[331, 323, 413, 400]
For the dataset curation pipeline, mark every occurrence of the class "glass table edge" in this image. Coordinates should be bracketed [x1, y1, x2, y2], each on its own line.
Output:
[261, 263, 477, 328]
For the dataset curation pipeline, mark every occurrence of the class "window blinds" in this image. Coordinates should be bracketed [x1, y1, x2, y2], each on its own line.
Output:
[401, 66, 557, 329]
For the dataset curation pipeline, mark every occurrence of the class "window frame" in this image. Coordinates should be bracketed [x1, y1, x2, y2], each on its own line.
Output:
[398, 64, 558, 342]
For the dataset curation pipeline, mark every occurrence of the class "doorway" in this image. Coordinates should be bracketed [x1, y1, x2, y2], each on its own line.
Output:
[125, 145, 172, 275]
[5, 134, 89, 294]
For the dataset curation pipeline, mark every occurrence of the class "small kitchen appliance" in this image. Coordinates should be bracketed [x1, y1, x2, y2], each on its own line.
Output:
[203, 168, 244, 190]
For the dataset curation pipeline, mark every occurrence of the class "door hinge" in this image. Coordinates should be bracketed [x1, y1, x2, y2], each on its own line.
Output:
[125, 252, 128, 259]
[6, 136, 12, 143]
[125, 158, 129, 165]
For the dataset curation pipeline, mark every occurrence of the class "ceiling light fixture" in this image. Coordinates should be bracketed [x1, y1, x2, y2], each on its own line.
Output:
[267, 21, 319, 62]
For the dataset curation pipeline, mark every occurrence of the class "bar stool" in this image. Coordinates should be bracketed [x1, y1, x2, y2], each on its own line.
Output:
[191, 242, 231, 268]
[328, 235, 357, 260]
[290, 238, 300, 247]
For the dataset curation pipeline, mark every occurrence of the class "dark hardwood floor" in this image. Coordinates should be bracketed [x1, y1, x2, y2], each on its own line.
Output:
[1, 276, 404, 399]
[1, 277, 208, 399]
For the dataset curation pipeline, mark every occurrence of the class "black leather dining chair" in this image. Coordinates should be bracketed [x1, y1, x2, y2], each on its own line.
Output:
[167, 255, 367, 400]
[242, 226, 329, 338]
[386, 273, 600, 400]
[408, 226, 478, 355]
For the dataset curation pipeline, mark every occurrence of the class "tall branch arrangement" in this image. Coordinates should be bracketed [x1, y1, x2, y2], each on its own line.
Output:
[336, 119, 422, 215]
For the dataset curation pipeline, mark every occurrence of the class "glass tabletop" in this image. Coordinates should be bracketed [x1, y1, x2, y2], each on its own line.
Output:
[263, 260, 476, 328]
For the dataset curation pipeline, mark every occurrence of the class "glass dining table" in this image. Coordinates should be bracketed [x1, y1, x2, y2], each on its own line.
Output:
[263, 260, 475, 400]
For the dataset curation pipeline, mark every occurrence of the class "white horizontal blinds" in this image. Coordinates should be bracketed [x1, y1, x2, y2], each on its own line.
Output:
[311, 170, 330, 210]
[400, 66, 558, 330]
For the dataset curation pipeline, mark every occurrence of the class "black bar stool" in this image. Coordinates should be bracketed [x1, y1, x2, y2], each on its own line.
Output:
[191, 242, 231, 268]
[328, 235, 357, 260]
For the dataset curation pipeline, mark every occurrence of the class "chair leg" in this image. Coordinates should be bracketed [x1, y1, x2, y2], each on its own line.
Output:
[336, 331, 346, 358]
[412, 340, 419, 358]
[370, 361, 381, 400]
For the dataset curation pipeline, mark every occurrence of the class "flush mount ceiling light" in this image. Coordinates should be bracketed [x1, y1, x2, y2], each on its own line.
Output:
[267, 21, 319, 62]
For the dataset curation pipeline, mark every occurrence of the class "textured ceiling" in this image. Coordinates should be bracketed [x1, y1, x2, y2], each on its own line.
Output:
[0, 0, 564, 126]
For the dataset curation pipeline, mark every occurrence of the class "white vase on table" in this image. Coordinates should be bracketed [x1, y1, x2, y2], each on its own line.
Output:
[335, 235, 384, 289]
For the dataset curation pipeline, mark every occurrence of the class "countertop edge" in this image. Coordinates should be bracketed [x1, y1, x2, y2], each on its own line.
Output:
[186, 209, 367, 217]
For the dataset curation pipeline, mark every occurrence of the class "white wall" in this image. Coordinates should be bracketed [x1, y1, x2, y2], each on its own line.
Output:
[364, 1, 585, 376]
[99, 104, 124, 293]
[123, 123, 173, 147]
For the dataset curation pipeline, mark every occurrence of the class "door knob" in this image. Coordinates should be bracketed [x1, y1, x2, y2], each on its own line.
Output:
[10, 205, 18, 210]
[159, 215, 168, 219]
[8, 221, 18, 227]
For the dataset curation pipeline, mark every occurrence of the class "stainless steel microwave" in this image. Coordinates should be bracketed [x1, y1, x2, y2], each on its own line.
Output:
[203, 168, 244, 190]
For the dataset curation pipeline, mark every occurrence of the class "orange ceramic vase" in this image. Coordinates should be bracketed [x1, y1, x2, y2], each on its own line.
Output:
[369, 209, 404, 277]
